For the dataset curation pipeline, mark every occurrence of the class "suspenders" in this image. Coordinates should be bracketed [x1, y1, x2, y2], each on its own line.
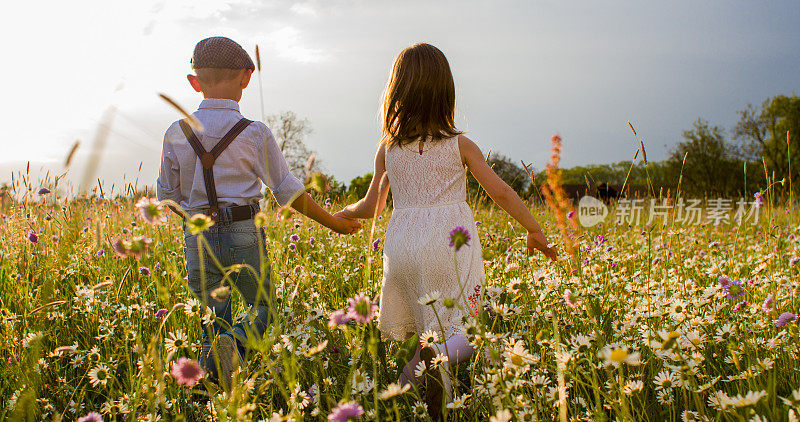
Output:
[178, 117, 253, 222]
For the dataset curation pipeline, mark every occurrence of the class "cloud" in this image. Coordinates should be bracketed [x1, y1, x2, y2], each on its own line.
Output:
[267, 26, 328, 63]
[290, 2, 317, 17]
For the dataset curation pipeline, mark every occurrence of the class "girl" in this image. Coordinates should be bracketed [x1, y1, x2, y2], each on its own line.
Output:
[336, 43, 557, 418]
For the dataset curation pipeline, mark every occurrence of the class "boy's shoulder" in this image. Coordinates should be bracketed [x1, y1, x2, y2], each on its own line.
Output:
[162, 118, 272, 145]
[163, 120, 183, 139]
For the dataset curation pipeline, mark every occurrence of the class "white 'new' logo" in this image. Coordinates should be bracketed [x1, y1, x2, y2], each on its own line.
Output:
[578, 196, 608, 227]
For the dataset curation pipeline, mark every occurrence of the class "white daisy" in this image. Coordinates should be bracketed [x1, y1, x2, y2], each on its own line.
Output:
[88, 363, 111, 387]
[164, 330, 187, 355]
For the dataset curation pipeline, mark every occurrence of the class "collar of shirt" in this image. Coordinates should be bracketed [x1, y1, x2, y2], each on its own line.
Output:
[198, 98, 240, 112]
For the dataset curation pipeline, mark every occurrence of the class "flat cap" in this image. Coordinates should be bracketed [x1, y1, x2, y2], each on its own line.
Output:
[191, 36, 255, 70]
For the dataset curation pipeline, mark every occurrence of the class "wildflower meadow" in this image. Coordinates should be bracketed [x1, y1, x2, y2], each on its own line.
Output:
[2, 177, 800, 421]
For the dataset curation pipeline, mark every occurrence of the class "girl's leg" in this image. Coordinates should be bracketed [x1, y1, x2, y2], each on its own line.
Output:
[434, 334, 475, 364]
[402, 334, 476, 387]
[399, 344, 423, 387]
[430, 334, 475, 404]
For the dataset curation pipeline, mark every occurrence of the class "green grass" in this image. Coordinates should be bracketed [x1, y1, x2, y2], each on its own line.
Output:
[1, 192, 799, 421]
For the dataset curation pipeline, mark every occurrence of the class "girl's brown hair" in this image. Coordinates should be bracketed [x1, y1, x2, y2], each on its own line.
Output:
[381, 43, 462, 148]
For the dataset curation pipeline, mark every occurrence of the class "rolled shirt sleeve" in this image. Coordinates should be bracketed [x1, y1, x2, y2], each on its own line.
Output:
[156, 132, 181, 203]
[254, 125, 305, 206]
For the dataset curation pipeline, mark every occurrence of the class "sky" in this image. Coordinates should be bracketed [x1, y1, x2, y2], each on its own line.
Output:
[1, 0, 798, 196]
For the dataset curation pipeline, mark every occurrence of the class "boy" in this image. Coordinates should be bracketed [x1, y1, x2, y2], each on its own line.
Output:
[156, 36, 361, 389]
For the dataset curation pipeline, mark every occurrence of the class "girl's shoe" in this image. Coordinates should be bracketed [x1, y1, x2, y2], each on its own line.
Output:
[420, 346, 445, 420]
[217, 333, 242, 391]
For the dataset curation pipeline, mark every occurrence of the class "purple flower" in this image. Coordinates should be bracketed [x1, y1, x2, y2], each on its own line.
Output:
[309, 237, 315, 248]
[328, 309, 351, 327]
[155, 308, 168, 318]
[762, 294, 775, 312]
[77, 412, 103, 422]
[475, 221, 482, 226]
[754, 192, 764, 208]
[288, 243, 296, 252]
[733, 300, 748, 312]
[170, 357, 204, 387]
[718, 276, 733, 289]
[582, 259, 589, 266]
[139, 266, 151, 277]
[346, 293, 378, 324]
[328, 401, 364, 422]
[723, 280, 746, 301]
[290, 233, 300, 242]
[38, 187, 50, 195]
[372, 238, 381, 252]
[448, 226, 471, 252]
[27, 231, 38, 244]
[775, 312, 797, 327]
[567, 210, 576, 220]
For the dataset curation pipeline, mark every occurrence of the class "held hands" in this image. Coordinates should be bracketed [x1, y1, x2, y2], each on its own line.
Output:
[330, 209, 361, 235]
[333, 209, 355, 220]
[527, 231, 558, 261]
[331, 215, 361, 235]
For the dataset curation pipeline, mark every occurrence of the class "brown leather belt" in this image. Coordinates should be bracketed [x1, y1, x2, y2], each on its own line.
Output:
[187, 203, 261, 224]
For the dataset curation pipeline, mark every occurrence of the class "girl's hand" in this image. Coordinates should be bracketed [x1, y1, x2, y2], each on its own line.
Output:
[331, 215, 362, 235]
[333, 209, 357, 220]
[527, 231, 557, 261]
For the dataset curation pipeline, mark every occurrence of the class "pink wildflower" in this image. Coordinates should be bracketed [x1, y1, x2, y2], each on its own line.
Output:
[328, 309, 351, 327]
[328, 401, 364, 422]
[762, 294, 775, 312]
[346, 293, 378, 324]
[77, 412, 103, 422]
[170, 357, 204, 387]
[564, 289, 578, 308]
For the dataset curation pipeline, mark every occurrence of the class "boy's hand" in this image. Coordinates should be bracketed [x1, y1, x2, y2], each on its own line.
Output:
[332, 215, 362, 235]
[527, 231, 557, 261]
[333, 209, 356, 220]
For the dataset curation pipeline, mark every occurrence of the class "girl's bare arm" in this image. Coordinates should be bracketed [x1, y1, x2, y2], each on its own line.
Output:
[336, 143, 391, 219]
[459, 135, 557, 260]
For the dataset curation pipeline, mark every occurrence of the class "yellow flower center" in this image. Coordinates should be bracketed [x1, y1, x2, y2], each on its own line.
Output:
[610, 349, 628, 363]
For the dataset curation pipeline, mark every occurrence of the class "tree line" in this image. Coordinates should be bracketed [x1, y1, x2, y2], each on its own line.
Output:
[268, 93, 800, 202]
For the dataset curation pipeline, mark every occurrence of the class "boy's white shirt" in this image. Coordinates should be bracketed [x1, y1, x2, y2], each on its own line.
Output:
[156, 98, 305, 212]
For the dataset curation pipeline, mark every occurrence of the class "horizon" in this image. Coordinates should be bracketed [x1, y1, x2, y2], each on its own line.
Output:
[2, 0, 799, 193]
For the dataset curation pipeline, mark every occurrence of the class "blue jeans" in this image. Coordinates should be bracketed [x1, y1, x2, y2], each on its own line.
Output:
[183, 219, 272, 356]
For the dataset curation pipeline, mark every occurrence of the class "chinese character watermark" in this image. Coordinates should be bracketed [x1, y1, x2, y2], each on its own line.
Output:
[576, 195, 762, 228]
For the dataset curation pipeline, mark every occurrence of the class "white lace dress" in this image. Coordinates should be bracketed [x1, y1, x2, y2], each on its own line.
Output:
[378, 135, 485, 341]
